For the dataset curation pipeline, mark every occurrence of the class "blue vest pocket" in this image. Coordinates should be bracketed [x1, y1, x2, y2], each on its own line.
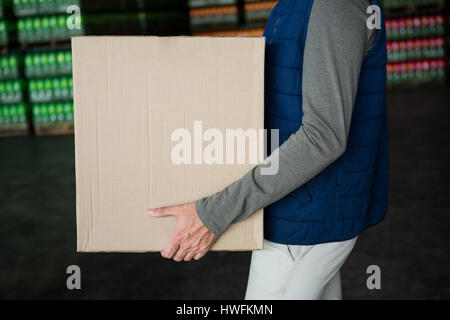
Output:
[287, 185, 312, 204]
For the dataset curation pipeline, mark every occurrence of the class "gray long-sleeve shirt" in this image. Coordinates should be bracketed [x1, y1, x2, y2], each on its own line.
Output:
[196, 0, 378, 236]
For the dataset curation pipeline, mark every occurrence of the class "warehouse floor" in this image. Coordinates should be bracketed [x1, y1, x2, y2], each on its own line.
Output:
[0, 85, 449, 299]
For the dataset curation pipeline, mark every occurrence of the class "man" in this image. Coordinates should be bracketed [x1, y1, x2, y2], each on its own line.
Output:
[148, 0, 388, 300]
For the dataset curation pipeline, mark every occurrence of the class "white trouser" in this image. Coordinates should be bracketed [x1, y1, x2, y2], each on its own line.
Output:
[245, 237, 358, 300]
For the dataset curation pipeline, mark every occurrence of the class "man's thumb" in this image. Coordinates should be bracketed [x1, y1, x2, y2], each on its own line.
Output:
[147, 207, 172, 218]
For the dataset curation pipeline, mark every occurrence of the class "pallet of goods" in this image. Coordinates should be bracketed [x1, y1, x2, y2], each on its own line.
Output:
[0, 0, 190, 138]
[382, 0, 448, 87]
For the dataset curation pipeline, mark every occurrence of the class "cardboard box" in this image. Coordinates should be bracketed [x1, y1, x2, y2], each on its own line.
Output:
[72, 36, 265, 252]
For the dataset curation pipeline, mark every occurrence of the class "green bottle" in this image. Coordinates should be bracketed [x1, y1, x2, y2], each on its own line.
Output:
[10, 105, 18, 124]
[36, 79, 44, 101]
[13, 81, 22, 103]
[0, 82, 5, 103]
[17, 19, 25, 43]
[57, 15, 66, 40]
[2, 104, 10, 125]
[0, 106, 4, 126]
[60, 77, 69, 100]
[56, 51, 65, 75]
[0, 57, 7, 78]
[48, 52, 57, 76]
[32, 104, 41, 124]
[40, 104, 48, 123]
[64, 102, 73, 122]
[49, 16, 57, 39]
[44, 78, 52, 101]
[32, 53, 40, 76]
[25, 18, 34, 43]
[40, 53, 49, 75]
[29, 80, 37, 101]
[0, 21, 6, 47]
[25, 54, 33, 77]
[41, 0, 52, 15]
[68, 77, 73, 98]
[41, 16, 50, 41]
[53, 77, 61, 100]
[5, 81, 13, 103]
[48, 103, 56, 123]
[17, 103, 26, 123]
[33, 17, 41, 43]
[9, 56, 18, 78]
[13, 0, 21, 15]
[56, 102, 64, 122]
[64, 51, 72, 74]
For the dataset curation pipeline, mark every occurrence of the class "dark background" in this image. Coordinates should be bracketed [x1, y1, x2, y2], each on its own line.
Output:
[1, 84, 449, 300]
[0, 0, 449, 299]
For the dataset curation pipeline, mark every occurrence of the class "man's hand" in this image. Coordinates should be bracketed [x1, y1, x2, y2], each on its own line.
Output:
[147, 202, 218, 262]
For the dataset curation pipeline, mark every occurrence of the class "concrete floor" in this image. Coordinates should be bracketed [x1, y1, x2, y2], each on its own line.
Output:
[0, 85, 449, 299]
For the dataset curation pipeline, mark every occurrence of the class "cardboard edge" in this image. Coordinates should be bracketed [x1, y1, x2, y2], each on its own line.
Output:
[72, 37, 92, 252]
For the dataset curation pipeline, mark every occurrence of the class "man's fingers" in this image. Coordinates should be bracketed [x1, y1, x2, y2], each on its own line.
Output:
[152, 201, 215, 262]
[183, 250, 196, 262]
[172, 239, 194, 262]
[183, 244, 201, 262]
[193, 248, 209, 261]
[173, 248, 187, 262]
[161, 233, 182, 259]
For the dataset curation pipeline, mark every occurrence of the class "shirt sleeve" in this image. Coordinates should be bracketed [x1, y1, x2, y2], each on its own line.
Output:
[195, 0, 375, 236]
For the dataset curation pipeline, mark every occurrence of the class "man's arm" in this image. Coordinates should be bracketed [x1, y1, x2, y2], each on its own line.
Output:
[149, 0, 377, 261]
[195, 0, 375, 236]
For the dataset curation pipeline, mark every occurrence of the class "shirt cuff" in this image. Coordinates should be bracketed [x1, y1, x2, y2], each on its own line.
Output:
[195, 198, 226, 236]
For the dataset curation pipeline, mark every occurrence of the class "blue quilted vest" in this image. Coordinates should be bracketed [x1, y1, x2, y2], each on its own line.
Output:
[263, 0, 389, 245]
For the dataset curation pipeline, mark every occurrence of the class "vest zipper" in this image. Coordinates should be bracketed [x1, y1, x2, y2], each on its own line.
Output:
[269, 17, 281, 46]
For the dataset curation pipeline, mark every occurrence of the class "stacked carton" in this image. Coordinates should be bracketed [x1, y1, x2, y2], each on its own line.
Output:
[382, 0, 448, 86]
[0, 0, 190, 137]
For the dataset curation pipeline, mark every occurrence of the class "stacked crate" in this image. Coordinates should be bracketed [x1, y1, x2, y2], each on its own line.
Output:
[0, 0, 190, 137]
[447, 12, 450, 78]
[383, 0, 448, 86]
[0, 54, 28, 136]
[189, 0, 239, 35]
[190, 0, 275, 36]
[383, 0, 445, 9]
[192, 0, 449, 89]
[14, 1, 82, 136]
[25, 49, 74, 136]
[79, 1, 189, 37]
[243, 0, 275, 31]
[0, 0, 29, 137]
[0, 0, 15, 46]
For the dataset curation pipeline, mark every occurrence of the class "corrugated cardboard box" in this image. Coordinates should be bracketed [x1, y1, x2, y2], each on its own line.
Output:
[72, 36, 265, 252]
